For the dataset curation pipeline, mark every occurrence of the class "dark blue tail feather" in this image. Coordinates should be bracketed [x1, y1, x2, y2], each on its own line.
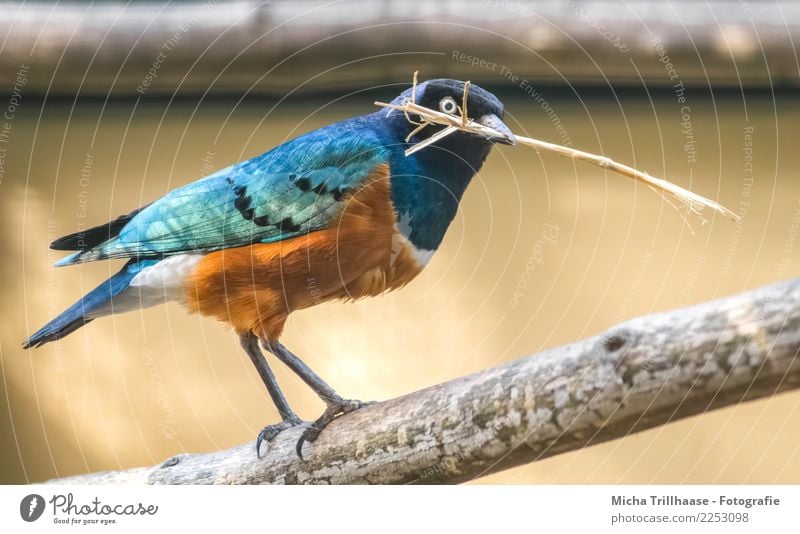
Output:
[23, 259, 157, 349]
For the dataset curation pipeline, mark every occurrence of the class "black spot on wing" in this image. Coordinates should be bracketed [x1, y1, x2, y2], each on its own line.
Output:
[330, 187, 351, 201]
[234, 195, 252, 212]
[231, 183, 256, 221]
[253, 214, 270, 227]
[277, 217, 301, 232]
[231, 172, 344, 235]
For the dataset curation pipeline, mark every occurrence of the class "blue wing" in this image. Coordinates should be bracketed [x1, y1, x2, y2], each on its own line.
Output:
[56, 126, 391, 266]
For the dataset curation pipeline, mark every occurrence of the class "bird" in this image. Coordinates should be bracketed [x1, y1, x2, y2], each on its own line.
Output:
[23, 79, 515, 458]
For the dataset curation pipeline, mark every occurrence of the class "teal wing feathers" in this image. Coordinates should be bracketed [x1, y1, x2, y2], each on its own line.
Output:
[56, 128, 390, 266]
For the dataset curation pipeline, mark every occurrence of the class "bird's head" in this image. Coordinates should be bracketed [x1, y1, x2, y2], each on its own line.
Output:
[385, 78, 515, 148]
[376, 79, 514, 251]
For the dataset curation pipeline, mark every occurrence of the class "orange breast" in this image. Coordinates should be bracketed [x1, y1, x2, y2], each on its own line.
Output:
[184, 163, 424, 340]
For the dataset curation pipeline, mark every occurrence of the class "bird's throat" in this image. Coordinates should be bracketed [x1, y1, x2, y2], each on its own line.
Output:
[389, 134, 493, 253]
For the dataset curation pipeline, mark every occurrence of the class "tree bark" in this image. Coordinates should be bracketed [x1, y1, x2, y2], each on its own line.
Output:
[48, 278, 800, 484]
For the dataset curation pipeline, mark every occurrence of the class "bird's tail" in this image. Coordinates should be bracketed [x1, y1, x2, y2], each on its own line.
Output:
[22, 259, 157, 349]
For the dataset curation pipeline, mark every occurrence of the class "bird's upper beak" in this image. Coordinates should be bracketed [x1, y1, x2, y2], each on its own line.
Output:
[477, 114, 516, 145]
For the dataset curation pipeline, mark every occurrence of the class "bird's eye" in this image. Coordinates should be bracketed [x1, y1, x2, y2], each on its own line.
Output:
[439, 96, 458, 114]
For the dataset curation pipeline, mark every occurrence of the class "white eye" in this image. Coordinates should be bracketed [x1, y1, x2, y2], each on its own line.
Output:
[439, 96, 458, 114]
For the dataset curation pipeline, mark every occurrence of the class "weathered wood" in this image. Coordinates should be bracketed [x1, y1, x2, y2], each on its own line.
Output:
[48, 278, 800, 484]
[3, 0, 798, 95]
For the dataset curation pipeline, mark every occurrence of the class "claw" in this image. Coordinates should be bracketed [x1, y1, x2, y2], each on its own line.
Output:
[294, 399, 373, 460]
[295, 424, 323, 459]
[255, 417, 304, 459]
[256, 432, 267, 459]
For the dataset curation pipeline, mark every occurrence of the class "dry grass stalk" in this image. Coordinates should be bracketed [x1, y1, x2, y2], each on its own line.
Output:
[375, 75, 740, 224]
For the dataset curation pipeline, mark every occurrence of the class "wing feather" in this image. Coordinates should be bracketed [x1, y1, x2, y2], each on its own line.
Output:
[56, 128, 391, 265]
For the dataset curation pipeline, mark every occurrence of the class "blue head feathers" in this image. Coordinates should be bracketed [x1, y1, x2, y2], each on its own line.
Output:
[377, 79, 513, 252]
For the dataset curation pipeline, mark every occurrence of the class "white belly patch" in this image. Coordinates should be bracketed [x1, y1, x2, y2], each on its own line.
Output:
[410, 246, 435, 267]
[87, 253, 204, 318]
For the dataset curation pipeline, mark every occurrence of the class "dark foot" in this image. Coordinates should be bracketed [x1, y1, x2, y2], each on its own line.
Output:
[256, 416, 304, 458]
[295, 399, 374, 459]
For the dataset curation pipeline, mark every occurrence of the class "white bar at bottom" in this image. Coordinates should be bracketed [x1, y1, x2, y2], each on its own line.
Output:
[0, 485, 795, 532]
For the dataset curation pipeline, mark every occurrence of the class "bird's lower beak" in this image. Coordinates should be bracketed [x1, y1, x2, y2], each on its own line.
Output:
[478, 114, 516, 145]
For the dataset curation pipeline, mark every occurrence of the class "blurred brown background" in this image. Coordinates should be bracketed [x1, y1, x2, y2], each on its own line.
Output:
[1, 0, 799, 484]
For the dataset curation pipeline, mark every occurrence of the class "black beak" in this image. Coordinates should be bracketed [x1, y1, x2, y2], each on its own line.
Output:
[478, 114, 516, 145]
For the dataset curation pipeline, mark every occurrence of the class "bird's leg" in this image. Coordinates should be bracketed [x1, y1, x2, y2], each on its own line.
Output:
[262, 339, 372, 457]
[239, 332, 303, 457]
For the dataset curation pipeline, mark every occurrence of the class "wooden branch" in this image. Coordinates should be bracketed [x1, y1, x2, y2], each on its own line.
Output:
[4, 1, 799, 95]
[49, 278, 800, 484]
